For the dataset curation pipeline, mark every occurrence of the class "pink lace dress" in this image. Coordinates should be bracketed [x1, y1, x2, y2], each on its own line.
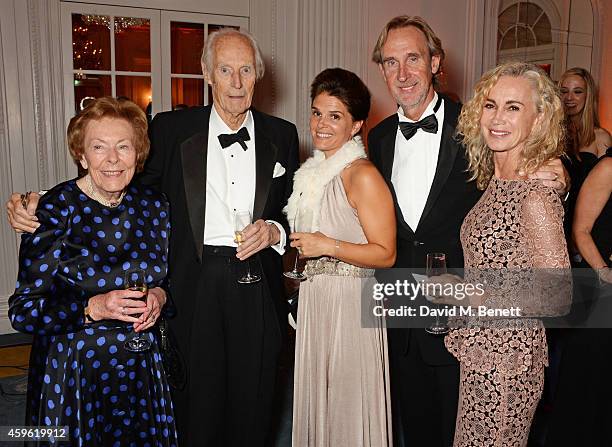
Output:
[445, 178, 571, 447]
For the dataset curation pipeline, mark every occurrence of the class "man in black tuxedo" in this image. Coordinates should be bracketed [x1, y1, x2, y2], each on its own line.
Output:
[139, 29, 299, 446]
[367, 16, 567, 447]
[6, 28, 298, 447]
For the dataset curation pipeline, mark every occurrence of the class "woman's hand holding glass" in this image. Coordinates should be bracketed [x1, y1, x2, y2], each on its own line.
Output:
[289, 231, 335, 259]
[133, 287, 167, 332]
[85, 288, 147, 324]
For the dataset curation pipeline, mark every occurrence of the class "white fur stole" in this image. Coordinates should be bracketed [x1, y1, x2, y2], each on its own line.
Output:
[283, 137, 366, 231]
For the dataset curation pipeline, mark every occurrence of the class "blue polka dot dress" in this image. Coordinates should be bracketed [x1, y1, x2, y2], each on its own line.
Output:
[8, 179, 178, 446]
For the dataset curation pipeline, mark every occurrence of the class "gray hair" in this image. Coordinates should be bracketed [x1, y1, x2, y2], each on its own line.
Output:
[201, 28, 265, 81]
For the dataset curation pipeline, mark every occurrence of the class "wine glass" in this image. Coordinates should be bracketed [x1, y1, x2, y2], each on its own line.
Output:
[425, 252, 449, 335]
[284, 208, 314, 280]
[124, 268, 152, 352]
[234, 210, 261, 284]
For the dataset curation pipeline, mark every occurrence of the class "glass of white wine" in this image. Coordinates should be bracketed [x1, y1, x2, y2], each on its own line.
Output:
[284, 208, 313, 280]
[234, 210, 261, 284]
[124, 268, 152, 352]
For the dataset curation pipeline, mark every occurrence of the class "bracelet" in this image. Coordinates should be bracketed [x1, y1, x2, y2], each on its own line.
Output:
[334, 239, 340, 255]
[596, 266, 609, 282]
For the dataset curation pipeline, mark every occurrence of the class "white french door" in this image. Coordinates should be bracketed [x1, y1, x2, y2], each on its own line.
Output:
[61, 2, 249, 125]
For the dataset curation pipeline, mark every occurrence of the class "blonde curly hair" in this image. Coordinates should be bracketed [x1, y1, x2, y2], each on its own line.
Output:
[457, 62, 565, 190]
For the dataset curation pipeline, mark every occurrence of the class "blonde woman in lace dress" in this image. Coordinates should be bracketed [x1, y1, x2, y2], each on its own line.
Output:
[285, 68, 396, 446]
[430, 62, 571, 447]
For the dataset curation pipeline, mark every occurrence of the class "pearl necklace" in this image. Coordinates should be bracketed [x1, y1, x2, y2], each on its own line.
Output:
[86, 174, 126, 208]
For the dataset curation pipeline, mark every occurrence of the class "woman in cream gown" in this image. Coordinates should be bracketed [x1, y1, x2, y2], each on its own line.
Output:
[286, 68, 396, 446]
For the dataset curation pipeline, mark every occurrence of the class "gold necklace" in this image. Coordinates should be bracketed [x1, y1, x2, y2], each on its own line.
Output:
[86, 174, 126, 208]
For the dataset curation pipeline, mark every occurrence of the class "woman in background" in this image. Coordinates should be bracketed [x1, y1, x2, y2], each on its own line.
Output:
[559, 68, 611, 262]
[560, 67, 611, 159]
[287, 68, 395, 446]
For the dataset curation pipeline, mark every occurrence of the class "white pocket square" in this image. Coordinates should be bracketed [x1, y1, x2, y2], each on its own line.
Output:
[273, 162, 286, 178]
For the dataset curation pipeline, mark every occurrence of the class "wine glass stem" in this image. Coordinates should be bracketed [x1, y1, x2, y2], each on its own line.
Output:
[292, 250, 300, 272]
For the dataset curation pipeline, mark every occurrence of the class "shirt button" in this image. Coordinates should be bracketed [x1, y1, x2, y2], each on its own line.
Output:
[231, 181, 235, 185]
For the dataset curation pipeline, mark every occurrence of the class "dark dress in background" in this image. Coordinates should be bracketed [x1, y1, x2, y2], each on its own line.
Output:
[546, 149, 612, 446]
[8, 180, 177, 446]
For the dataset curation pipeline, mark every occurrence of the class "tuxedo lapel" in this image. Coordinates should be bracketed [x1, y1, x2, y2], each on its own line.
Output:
[252, 112, 278, 221]
[180, 113, 210, 262]
[417, 99, 460, 229]
[378, 118, 398, 183]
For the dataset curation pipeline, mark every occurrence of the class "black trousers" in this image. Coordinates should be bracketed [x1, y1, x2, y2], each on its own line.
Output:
[389, 330, 459, 447]
[171, 245, 282, 446]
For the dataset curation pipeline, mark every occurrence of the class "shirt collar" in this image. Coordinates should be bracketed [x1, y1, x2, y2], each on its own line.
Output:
[397, 92, 439, 123]
[210, 104, 254, 135]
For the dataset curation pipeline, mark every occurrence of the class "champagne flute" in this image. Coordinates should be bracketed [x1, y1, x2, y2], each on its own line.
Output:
[234, 210, 261, 284]
[425, 253, 449, 335]
[124, 268, 152, 352]
[284, 207, 313, 280]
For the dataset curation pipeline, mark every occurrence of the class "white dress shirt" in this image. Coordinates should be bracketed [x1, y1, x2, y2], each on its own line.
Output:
[203, 105, 286, 254]
[391, 93, 444, 231]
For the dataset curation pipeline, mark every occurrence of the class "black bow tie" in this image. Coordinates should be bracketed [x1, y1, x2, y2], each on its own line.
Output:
[398, 94, 442, 141]
[398, 114, 438, 140]
[218, 127, 250, 150]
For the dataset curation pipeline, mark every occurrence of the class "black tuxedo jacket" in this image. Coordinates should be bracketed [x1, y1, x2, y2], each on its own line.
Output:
[368, 96, 482, 365]
[138, 105, 299, 353]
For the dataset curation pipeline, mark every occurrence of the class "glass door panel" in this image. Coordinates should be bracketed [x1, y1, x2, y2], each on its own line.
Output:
[171, 22, 204, 75]
[171, 78, 204, 108]
[116, 76, 152, 111]
[115, 17, 151, 72]
[72, 14, 111, 70]
[74, 74, 112, 112]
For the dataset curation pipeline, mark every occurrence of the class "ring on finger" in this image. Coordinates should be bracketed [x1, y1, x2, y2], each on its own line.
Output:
[120, 306, 125, 316]
[298, 247, 303, 255]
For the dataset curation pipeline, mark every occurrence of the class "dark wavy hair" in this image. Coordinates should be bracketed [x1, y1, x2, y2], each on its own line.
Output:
[310, 68, 371, 127]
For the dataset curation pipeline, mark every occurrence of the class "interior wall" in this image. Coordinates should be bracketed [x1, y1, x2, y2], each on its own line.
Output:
[595, 0, 611, 130]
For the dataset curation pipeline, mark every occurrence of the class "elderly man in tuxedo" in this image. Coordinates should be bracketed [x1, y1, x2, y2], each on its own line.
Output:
[7, 28, 298, 447]
[367, 15, 567, 447]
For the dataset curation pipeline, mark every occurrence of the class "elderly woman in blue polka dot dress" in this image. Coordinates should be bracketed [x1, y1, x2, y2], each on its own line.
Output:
[8, 97, 177, 446]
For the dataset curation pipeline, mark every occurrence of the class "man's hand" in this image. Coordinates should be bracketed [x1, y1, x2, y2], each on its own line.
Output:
[6, 192, 40, 233]
[236, 219, 280, 260]
[524, 158, 570, 195]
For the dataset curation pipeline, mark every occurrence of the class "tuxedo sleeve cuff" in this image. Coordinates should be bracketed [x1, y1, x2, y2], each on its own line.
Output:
[266, 220, 286, 255]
